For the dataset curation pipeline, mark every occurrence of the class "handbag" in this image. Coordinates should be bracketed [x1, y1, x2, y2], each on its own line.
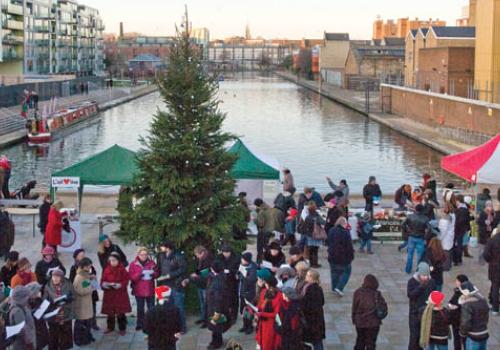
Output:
[374, 292, 388, 320]
[312, 222, 327, 240]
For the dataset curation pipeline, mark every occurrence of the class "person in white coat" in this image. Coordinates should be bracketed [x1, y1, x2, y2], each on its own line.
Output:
[438, 206, 455, 271]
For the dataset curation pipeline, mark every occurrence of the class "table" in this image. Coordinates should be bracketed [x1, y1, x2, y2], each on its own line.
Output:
[4, 208, 39, 238]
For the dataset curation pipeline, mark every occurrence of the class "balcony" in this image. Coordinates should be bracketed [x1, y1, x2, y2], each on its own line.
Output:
[2, 33, 24, 45]
[35, 39, 50, 46]
[34, 25, 50, 32]
[6, 19, 24, 31]
[2, 50, 22, 61]
[6, 3, 24, 16]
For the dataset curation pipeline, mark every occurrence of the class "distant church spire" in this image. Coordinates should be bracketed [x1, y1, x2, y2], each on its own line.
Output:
[245, 23, 251, 40]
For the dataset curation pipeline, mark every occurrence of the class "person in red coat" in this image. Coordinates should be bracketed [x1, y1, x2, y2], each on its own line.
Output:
[255, 269, 283, 350]
[45, 201, 65, 250]
[128, 247, 158, 331]
[101, 251, 131, 336]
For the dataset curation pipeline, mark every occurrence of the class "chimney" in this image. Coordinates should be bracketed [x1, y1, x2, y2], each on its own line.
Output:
[119, 22, 124, 39]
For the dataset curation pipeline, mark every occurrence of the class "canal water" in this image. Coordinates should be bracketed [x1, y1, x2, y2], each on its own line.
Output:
[3, 75, 460, 193]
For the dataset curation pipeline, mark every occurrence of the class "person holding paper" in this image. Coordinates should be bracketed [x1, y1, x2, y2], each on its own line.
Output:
[68, 249, 99, 331]
[189, 245, 214, 329]
[101, 252, 131, 336]
[255, 269, 283, 350]
[262, 241, 285, 273]
[10, 258, 37, 289]
[215, 243, 240, 324]
[43, 268, 74, 350]
[72, 258, 95, 346]
[277, 287, 304, 350]
[8, 285, 36, 350]
[128, 247, 158, 331]
[238, 252, 257, 335]
[25, 282, 49, 350]
[34, 246, 66, 286]
[206, 261, 231, 349]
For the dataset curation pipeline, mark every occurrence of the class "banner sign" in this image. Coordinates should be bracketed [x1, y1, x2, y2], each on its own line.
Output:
[51, 177, 80, 189]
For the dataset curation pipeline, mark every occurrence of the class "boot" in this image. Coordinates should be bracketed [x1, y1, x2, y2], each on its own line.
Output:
[464, 246, 474, 258]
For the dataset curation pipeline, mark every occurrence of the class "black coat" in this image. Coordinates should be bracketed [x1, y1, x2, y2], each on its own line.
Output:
[454, 206, 471, 237]
[407, 276, 435, 316]
[324, 206, 346, 234]
[263, 250, 285, 268]
[206, 273, 231, 333]
[238, 262, 257, 308]
[279, 300, 304, 350]
[327, 225, 354, 266]
[423, 248, 444, 286]
[34, 258, 66, 285]
[98, 244, 128, 269]
[39, 202, 51, 233]
[157, 251, 187, 291]
[144, 303, 181, 349]
[403, 213, 429, 239]
[29, 298, 49, 350]
[302, 283, 325, 343]
[0, 265, 16, 286]
[483, 233, 500, 283]
[363, 184, 382, 204]
[448, 288, 463, 327]
[193, 252, 214, 289]
[477, 211, 494, 244]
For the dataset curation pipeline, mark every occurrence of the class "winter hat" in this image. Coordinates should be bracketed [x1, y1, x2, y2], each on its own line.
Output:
[289, 246, 302, 256]
[276, 266, 296, 280]
[464, 196, 472, 205]
[98, 234, 109, 243]
[7, 251, 19, 262]
[41, 246, 55, 256]
[25, 282, 42, 298]
[10, 286, 30, 306]
[73, 248, 85, 260]
[282, 287, 299, 301]
[369, 176, 376, 182]
[428, 291, 445, 306]
[257, 268, 272, 283]
[221, 243, 232, 253]
[416, 262, 431, 277]
[50, 268, 64, 277]
[268, 241, 281, 251]
[155, 285, 172, 301]
[459, 281, 478, 296]
[241, 251, 253, 263]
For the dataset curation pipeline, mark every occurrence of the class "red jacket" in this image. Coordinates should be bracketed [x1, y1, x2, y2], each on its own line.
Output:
[45, 207, 63, 246]
[101, 263, 131, 315]
[256, 288, 283, 350]
[128, 257, 158, 297]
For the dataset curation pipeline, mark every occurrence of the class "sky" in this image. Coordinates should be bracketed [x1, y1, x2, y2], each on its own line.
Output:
[84, 0, 470, 40]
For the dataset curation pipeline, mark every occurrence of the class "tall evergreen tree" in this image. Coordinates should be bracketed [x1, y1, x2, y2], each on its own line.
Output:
[119, 12, 244, 252]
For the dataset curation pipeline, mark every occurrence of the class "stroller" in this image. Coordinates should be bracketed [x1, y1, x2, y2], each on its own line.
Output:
[11, 180, 39, 200]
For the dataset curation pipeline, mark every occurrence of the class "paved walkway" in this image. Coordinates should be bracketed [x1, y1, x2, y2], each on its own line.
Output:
[8, 213, 499, 350]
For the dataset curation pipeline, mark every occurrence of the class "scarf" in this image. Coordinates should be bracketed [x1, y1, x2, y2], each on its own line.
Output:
[19, 271, 33, 285]
[419, 303, 434, 348]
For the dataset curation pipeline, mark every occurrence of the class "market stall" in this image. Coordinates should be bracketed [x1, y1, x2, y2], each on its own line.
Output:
[228, 139, 280, 203]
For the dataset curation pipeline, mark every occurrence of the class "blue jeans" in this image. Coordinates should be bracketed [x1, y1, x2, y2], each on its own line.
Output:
[360, 239, 372, 252]
[171, 289, 186, 332]
[198, 288, 207, 321]
[135, 296, 154, 329]
[329, 262, 351, 292]
[465, 338, 487, 350]
[426, 343, 448, 350]
[313, 341, 324, 350]
[399, 240, 408, 250]
[405, 236, 425, 274]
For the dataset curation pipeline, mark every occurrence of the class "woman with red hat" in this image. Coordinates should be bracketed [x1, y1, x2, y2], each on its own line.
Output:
[419, 291, 450, 350]
[34, 245, 66, 286]
[101, 252, 131, 336]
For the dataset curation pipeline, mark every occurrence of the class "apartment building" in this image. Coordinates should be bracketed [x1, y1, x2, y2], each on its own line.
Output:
[373, 17, 446, 40]
[0, 0, 105, 77]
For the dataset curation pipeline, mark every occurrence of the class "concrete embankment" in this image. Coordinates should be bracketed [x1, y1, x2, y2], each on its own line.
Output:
[0, 84, 158, 148]
[275, 71, 473, 155]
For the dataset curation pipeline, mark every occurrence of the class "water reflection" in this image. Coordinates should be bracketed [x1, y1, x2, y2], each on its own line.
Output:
[3, 75, 461, 193]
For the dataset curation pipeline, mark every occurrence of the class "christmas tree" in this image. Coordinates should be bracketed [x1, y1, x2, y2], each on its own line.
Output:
[119, 10, 245, 253]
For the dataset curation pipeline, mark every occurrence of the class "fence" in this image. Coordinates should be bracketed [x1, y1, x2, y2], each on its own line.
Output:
[0, 76, 105, 108]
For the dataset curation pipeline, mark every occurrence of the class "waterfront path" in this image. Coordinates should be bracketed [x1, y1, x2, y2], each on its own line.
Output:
[8, 203, 499, 350]
[275, 71, 474, 155]
[0, 84, 157, 148]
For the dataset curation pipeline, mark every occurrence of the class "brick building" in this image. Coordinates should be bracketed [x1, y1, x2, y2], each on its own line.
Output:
[373, 17, 446, 40]
[319, 32, 350, 86]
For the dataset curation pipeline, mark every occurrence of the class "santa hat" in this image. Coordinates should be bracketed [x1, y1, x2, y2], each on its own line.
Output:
[428, 291, 445, 306]
[155, 285, 172, 303]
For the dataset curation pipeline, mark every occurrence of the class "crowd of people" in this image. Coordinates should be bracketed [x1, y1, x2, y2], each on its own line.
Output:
[0, 167, 498, 350]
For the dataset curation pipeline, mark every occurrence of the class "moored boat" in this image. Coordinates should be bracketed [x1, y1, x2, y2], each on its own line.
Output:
[27, 101, 99, 145]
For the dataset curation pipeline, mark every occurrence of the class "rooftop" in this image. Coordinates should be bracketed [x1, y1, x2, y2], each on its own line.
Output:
[431, 26, 475, 38]
[324, 32, 350, 41]
[129, 54, 162, 62]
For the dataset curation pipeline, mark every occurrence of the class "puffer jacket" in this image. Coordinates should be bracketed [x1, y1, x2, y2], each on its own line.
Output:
[128, 257, 158, 297]
[403, 212, 429, 239]
[483, 233, 500, 283]
[459, 294, 489, 341]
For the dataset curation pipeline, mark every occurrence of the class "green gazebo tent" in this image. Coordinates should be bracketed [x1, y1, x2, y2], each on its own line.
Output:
[228, 139, 280, 202]
[51, 144, 138, 209]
